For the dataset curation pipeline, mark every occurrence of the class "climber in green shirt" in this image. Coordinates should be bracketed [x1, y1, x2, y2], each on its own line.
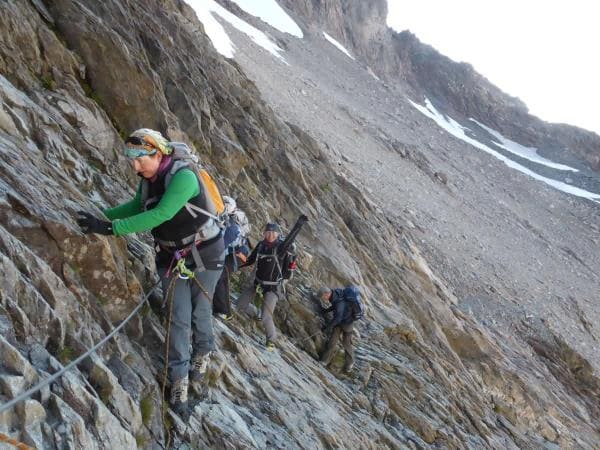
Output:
[76, 129, 225, 417]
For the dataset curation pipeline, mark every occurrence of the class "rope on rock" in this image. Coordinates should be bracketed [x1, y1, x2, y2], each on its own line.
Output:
[0, 280, 161, 416]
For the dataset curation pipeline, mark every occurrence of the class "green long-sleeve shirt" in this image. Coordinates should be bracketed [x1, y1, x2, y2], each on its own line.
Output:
[103, 169, 200, 236]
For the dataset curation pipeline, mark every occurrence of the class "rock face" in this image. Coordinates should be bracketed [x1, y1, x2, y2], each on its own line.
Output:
[0, 1, 598, 449]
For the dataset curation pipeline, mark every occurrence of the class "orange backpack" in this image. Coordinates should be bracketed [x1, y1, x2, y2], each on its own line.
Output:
[167, 142, 225, 221]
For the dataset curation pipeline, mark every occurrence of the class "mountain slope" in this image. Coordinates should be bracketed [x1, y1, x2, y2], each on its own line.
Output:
[0, 0, 598, 448]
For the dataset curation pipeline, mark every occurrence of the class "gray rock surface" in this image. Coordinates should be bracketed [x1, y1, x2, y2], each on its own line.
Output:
[0, 0, 597, 448]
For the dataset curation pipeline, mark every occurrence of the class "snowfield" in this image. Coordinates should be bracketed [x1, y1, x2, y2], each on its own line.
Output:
[186, 0, 287, 62]
[410, 98, 600, 201]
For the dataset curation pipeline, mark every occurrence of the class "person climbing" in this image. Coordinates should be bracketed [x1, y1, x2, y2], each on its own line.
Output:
[237, 215, 308, 350]
[76, 129, 225, 416]
[212, 196, 251, 320]
[317, 285, 365, 372]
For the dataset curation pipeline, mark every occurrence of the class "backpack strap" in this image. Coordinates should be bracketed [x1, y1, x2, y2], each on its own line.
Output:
[184, 203, 220, 221]
[165, 160, 223, 222]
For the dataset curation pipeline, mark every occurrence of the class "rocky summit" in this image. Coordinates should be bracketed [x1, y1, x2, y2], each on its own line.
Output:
[0, 1, 598, 449]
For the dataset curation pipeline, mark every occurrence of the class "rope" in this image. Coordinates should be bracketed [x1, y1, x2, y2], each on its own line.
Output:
[161, 275, 178, 450]
[0, 280, 161, 417]
[292, 330, 322, 345]
[0, 433, 35, 450]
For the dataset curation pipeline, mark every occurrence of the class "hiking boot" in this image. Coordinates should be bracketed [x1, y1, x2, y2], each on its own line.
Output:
[265, 340, 276, 351]
[170, 375, 189, 417]
[343, 362, 355, 373]
[190, 351, 211, 382]
[220, 313, 234, 322]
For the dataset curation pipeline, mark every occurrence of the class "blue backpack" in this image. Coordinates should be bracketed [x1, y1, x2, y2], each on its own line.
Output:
[343, 286, 364, 321]
[223, 222, 242, 251]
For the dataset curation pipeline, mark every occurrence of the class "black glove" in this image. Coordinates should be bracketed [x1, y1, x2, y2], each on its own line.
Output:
[77, 211, 113, 235]
[298, 214, 308, 225]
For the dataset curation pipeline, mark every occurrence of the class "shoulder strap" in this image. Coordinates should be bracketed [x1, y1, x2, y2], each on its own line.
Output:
[165, 160, 193, 188]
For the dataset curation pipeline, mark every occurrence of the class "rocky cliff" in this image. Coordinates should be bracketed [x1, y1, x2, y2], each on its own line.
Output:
[0, 0, 598, 449]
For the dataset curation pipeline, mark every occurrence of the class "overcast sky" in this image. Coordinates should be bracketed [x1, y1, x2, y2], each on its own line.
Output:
[386, 0, 600, 135]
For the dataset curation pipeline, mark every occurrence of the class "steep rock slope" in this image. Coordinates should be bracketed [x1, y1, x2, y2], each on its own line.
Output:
[0, 1, 598, 449]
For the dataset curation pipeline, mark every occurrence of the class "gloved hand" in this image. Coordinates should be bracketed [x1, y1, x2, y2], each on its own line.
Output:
[298, 214, 308, 224]
[76, 211, 113, 235]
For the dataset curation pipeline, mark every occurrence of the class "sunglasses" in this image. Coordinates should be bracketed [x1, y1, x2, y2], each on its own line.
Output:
[124, 147, 157, 160]
[124, 136, 158, 159]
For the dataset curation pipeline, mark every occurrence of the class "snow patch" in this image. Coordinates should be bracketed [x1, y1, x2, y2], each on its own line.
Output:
[229, 0, 303, 38]
[367, 67, 381, 81]
[409, 98, 600, 201]
[186, 0, 287, 63]
[323, 32, 355, 60]
[470, 119, 578, 172]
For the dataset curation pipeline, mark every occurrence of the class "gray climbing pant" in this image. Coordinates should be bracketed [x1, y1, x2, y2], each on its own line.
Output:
[159, 267, 222, 382]
[321, 323, 355, 367]
[237, 283, 280, 341]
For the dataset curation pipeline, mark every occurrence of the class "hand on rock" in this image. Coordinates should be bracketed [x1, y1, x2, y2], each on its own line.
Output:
[77, 211, 113, 235]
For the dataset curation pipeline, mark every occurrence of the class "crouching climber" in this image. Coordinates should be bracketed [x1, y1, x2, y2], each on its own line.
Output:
[317, 285, 365, 372]
[237, 215, 308, 350]
[76, 129, 224, 416]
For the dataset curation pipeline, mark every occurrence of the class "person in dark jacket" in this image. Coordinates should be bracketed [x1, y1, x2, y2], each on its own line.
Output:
[317, 286, 357, 372]
[76, 129, 224, 416]
[237, 215, 308, 350]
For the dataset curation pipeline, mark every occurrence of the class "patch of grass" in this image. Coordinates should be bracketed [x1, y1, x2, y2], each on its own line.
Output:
[140, 394, 154, 426]
[40, 75, 56, 90]
[140, 303, 152, 318]
[320, 183, 331, 193]
[87, 159, 104, 172]
[57, 346, 75, 364]
[79, 78, 104, 107]
[99, 384, 113, 405]
[229, 273, 243, 294]
[118, 128, 128, 140]
[135, 433, 148, 448]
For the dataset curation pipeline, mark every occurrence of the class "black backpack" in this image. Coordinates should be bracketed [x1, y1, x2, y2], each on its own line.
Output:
[343, 286, 364, 321]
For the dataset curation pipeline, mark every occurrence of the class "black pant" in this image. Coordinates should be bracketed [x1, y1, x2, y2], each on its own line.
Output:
[213, 253, 235, 315]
